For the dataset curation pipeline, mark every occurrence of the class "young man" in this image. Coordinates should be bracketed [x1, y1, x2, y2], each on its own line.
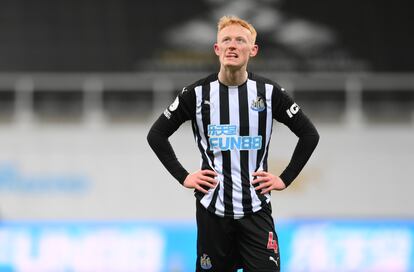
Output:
[147, 16, 319, 271]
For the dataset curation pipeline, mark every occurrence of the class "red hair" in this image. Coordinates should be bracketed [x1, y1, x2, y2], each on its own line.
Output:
[217, 15, 257, 43]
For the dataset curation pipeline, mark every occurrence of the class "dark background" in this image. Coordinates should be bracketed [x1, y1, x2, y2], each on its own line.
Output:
[0, 0, 411, 71]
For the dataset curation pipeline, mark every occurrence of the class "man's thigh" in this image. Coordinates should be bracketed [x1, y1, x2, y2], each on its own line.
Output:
[196, 200, 239, 271]
[236, 204, 281, 272]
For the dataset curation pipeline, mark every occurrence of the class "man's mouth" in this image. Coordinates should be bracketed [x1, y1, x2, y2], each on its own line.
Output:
[226, 52, 238, 58]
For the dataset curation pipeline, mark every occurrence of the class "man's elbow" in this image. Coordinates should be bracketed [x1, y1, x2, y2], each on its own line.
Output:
[311, 130, 320, 148]
[147, 129, 157, 149]
[302, 129, 320, 149]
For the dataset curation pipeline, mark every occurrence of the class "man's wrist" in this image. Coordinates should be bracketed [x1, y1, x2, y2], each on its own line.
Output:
[178, 172, 190, 185]
[279, 171, 294, 187]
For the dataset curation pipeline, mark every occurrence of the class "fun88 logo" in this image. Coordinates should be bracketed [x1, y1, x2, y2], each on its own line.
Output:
[208, 124, 262, 151]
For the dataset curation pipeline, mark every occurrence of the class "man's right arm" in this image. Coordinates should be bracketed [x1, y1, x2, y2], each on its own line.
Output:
[147, 88, 195, 184]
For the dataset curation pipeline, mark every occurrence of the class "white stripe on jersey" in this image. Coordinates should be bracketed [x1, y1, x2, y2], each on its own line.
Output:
[208, 80, 225, 216]
[194, 85, 216, 207]
[228, 86, 244, 216]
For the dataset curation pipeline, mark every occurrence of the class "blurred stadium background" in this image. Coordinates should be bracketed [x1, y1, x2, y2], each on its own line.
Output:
[0, 0, 413, 271]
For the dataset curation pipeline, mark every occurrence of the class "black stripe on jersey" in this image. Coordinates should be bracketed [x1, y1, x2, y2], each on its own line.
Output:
[238, 83, 253, 214]
[192, 120, 211, 200]
[262, 129, 273, 172]
[261, 86, 273, 172]
[255, 81, 268, 203]
[193, 84, 215, 200]
[219, 83, 234, 217]
[201, 84, 215, 170]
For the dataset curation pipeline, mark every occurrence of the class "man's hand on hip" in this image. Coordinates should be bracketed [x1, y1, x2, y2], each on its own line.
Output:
[183, 169, 218, 194]
[251, 171, 287, 194]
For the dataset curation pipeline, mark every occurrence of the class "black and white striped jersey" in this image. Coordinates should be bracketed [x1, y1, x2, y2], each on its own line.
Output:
[148, 72, 319, 219]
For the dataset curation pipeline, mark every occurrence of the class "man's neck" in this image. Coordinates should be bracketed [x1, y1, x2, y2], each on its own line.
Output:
[218, 67, 248, 87]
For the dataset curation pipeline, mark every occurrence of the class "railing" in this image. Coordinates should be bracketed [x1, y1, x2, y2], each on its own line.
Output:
[0, 72, 413, 127]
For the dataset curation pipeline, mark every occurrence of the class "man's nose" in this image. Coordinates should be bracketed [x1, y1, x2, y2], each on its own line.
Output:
[228, 41, 236, 49]
[227, 40, 237, 49]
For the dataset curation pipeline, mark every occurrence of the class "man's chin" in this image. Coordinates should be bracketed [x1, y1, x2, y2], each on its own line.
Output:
[222, 62, 243, 71]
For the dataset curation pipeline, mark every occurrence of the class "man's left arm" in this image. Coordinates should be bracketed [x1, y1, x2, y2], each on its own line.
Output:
[272, 87, 320, 187]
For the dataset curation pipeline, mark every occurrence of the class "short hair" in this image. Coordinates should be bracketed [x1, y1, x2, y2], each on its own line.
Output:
[217, 15, 257, 43]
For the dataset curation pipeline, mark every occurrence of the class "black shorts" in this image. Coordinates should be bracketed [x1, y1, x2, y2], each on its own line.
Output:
[195, 200, 280, 272]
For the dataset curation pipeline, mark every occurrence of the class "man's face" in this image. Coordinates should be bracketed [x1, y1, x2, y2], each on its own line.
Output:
[214, 24, 258, 70]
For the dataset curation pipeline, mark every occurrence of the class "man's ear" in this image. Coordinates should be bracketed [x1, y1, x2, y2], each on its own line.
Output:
[250, 44, 259, 57]
[214, 43, 220, 56]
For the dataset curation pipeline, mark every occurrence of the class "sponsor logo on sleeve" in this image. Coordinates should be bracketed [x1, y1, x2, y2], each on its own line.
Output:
[168, 96, 179, 111]
[286, 103, 300, 118]
[163, 96, 180, 119]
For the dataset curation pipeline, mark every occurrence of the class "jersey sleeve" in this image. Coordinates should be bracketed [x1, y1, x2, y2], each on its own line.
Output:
[272, 86, 320, 187]
[147, 87, 196, 184]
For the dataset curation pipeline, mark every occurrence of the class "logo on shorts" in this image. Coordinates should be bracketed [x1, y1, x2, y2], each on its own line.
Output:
[269, 256, 279, 267]
[200, 254, 212, 270]
[251, 96, 266, 112]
